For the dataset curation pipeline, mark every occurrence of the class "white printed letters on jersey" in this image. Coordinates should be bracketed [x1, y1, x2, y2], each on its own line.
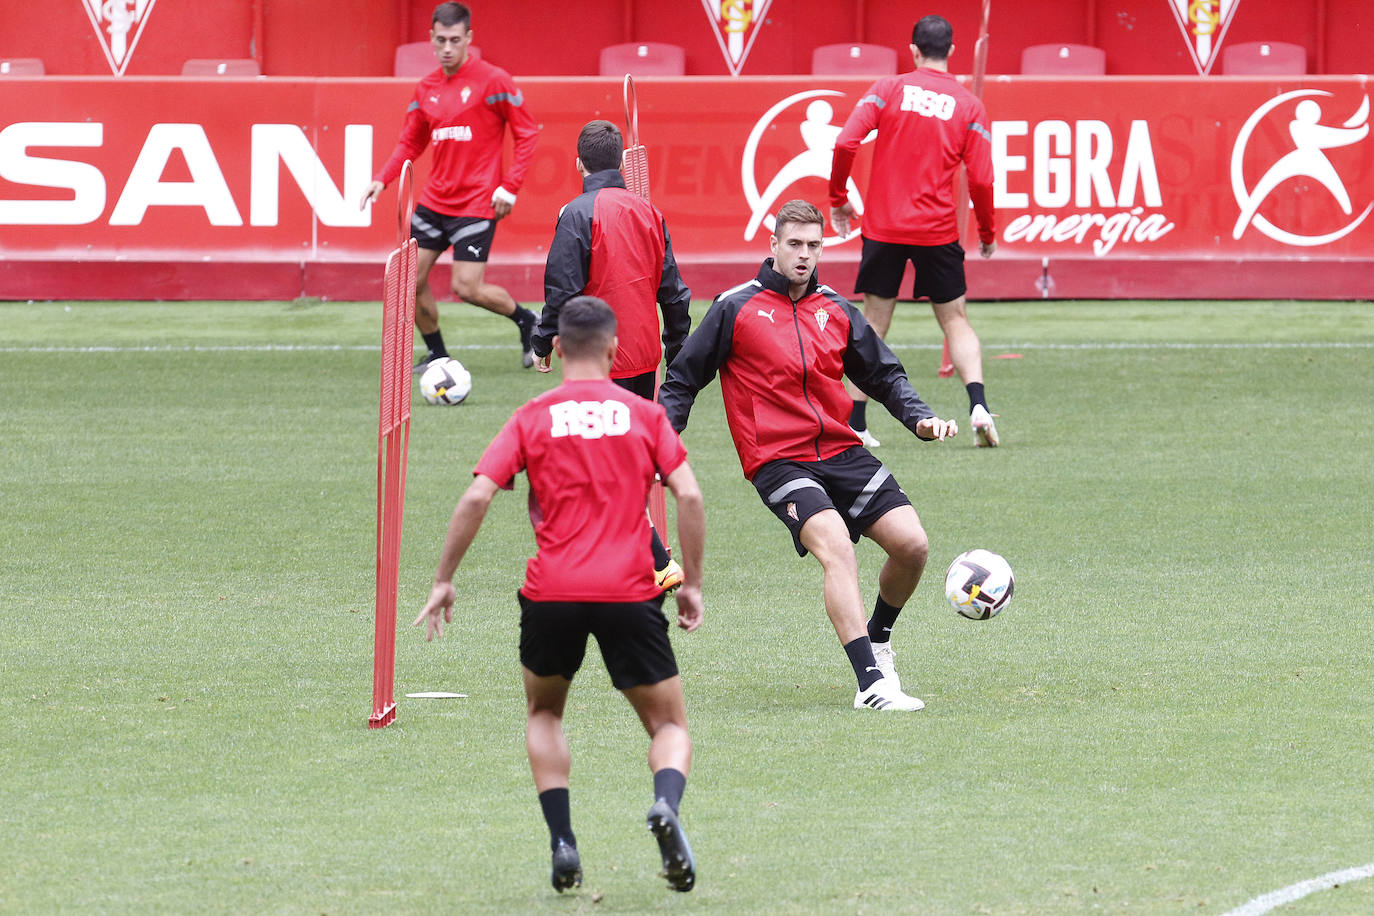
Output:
[548, 400, 632, 439]
[901, 86, 956, 121]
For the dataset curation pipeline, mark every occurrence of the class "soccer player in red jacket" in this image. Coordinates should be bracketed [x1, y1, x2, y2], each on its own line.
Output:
[829, 14, 1001, 447]
[415, 296, 705, 893]
[533, 119, 693, 591]
[660, 200, 957, 712]
[360, 2, 541, 372]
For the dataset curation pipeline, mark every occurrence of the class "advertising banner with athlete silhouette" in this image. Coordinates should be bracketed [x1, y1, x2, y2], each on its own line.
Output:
[1, 75, 1369, 299]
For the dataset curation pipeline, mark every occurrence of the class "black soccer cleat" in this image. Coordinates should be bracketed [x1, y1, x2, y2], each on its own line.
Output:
[550, 839, 582, 893]
[647, 798, 695, 892]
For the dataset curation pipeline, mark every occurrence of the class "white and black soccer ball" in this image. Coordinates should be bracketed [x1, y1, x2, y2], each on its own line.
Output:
[419, 357, 472, 405]
[944, 549, 1014, 620]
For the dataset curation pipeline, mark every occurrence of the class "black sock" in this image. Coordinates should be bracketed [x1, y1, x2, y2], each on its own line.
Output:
[868, 596, 902, 644]
[650, 528, 671, 569]
[849, 400, 868, 430]
[966, 381, 987, 413]
[421, 330, 448, 360]
[538, 788, 575, 851]
[512, 305, 535, 326]
[843, 636, 882, 690]
[653, 768, 687, 814]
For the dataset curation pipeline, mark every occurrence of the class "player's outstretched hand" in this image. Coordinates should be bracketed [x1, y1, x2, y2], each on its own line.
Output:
[413, 580, 456, 641]
[674, 584, 703, 632]
[980, 240, 997, 259]
[830, 203, 857, 238]
[359, 180, 384, 211]
[915, 417, 958, 441]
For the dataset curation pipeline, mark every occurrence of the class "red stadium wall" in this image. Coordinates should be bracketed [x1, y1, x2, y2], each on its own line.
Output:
[2, 1, 1372, 77]
[2, 74, 1370, 301]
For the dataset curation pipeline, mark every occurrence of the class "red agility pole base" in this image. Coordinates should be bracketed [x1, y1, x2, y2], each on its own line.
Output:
[370, 162, 417, 729]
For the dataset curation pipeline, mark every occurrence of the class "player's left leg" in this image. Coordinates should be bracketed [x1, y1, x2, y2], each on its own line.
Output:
[849, 238, 911, 446]
[523, 667, 582, 892]
[450, 251, 538, 368]
[931, 295, 998, 446]
[623, 678, 694, 891]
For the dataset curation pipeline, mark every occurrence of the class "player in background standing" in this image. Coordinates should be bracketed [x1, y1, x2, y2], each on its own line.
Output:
[828, 14, 1000, 447]
[660, 200, 958, 712]
[532, 120, 693, 592]
[360, 2, 541, 372]
[414, 296, 704, 894]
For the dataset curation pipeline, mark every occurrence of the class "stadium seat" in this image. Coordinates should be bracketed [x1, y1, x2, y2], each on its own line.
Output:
[393, 41, 480, 77]
[811, 43, 899, 76]
[0, 58, 45, 75]
[598, 42, 685, 77]
[181, 58, 261, 76]
[1020, 43, 1106, 75]
[1221, 41, 1306, 75]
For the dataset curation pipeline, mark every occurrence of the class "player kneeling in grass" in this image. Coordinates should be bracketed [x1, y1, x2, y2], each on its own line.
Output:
[415, 296, 705, 893]
[660, 199, 956, 712]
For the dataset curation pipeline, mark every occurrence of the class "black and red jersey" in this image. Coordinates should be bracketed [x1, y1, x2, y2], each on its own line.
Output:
[659, 260, 936, 480]
[374, 57, 539, 218]
[829, 67, 995, 246]
[534, 169, 691, 379]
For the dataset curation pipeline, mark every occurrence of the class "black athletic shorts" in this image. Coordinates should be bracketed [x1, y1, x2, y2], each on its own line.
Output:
[750, 446, 912, 557]
[613, 371, 657, 401]
[854, 237, 967, 303]
[518, 592, 678, 690]
[411, 204, 497, 261]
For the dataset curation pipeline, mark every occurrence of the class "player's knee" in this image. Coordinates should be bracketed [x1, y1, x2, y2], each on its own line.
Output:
[891, 526, 929, 569]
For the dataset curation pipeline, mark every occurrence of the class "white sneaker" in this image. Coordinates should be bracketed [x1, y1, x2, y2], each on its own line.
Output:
[970, 404, 999, 448]
[852, 426, 881, 448]
[870, 641, 900, 691]
[854, 676, 924, 711]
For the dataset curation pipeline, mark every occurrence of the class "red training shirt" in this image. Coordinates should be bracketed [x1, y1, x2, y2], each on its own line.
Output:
[374, 57, 540, 218]
[829, 67, 995, 246]
[475, 378, 688, 602]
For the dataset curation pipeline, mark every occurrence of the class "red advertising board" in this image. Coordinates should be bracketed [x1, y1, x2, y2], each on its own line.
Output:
[2, 74, 1371, 300]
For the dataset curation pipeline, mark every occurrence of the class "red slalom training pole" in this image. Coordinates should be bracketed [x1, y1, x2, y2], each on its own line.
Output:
[946, 0, 991, 379]
[370, 161, 417, 729]
[622, 75, 671, 555]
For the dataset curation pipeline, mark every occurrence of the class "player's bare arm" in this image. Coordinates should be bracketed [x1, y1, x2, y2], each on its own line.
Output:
[413, 474, 501, 640]
[915, 417, 959, 441]
[664, 461, 705, 632]
[359, 180, 385, 210]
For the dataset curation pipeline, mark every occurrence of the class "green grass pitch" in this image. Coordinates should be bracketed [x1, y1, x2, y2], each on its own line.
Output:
[2, 298, 1373, 914]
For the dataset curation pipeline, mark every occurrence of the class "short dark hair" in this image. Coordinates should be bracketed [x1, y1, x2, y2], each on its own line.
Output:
[912, 15, 953, 60]
[577, 120, 624, 173]
[433, 2, 471, 29]
[558, 296, 617, 358]
[774, 199, 825, 236]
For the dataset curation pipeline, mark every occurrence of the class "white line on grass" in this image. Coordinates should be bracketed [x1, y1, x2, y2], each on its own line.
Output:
[3, 342, 1373, 354]
[1221, 863, 1374, 916]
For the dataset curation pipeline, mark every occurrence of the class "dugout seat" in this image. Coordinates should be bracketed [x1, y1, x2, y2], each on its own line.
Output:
[1221, 41, 1306, 75]
[0, 58, 46, 75]
[1020, 43, 1106, 75]
[393, 41, 481, 77]
[811, 43, 899, 76]
[181, 58, 261, 76]
[598, 42, 685, 77]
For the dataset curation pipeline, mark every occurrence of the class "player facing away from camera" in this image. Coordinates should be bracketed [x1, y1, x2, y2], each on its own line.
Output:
[414, 296, 704, 893]
[829, 14, 1000, 447]
[360, 2, 541, 372]
[660, 200, 958, 712]
[532, 119, 693, 593]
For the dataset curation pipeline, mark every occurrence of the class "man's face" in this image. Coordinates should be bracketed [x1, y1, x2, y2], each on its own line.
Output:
[770, 220, 824, 288]
[430, 22, 472, 71]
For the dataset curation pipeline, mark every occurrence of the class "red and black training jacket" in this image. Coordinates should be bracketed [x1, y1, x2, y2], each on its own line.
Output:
[660, 259, 937, 481]
[533, 169, 691, 378]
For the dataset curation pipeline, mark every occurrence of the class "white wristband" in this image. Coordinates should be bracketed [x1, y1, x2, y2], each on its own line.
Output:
[492, 186, 517, 206]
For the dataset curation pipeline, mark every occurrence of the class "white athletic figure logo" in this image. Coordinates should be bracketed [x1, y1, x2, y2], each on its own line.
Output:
[1231, 90, 1371, 246]
[741, 90, 873, 244]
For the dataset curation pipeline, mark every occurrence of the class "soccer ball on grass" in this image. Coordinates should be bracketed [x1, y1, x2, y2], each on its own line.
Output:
[419, 357, 472, 405]
[944, 549, 1014, 620]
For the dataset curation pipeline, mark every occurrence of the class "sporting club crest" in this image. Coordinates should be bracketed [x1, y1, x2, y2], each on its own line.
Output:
[1167, 0, 1242, 75]
[702, 0, 772, 76]
[81, 0, 161, 76]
